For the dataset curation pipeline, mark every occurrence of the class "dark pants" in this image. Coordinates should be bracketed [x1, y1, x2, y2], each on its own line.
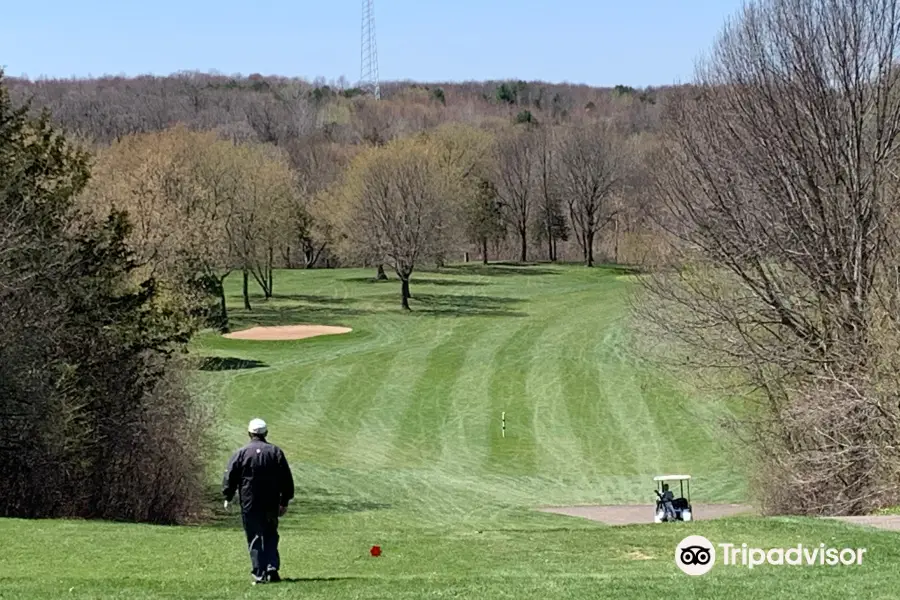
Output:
[241, 510, 280, 578]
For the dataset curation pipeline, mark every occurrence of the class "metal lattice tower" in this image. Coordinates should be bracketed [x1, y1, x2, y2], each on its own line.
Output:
[360, 0, 381, 99]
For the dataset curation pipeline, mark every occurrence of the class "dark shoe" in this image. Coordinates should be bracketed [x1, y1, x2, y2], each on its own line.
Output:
[252, 575, 267, 585]
[266, 569, 281, 583]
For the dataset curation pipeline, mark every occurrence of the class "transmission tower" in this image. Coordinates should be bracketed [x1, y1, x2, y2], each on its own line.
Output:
[360, 0, 381, 99]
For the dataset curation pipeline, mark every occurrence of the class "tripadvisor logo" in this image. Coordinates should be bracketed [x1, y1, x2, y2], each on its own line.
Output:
[675, 535, 867, 575]
[675, 535, 716, 576]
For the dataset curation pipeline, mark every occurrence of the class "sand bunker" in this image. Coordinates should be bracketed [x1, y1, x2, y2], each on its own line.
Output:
[223, 325, 352, 341]
[537, 503, 754, 525]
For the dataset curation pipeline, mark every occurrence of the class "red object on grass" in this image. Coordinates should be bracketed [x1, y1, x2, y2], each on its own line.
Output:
[370, 545, 382, 557]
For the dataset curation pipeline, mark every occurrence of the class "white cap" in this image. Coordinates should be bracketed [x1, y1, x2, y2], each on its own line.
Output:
[248, 418, 267, 435]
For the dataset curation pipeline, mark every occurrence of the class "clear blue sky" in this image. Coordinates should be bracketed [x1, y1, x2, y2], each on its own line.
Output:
[1, 0, 745, 87]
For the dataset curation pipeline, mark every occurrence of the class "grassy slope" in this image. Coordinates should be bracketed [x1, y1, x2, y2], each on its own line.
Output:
[2, 264, 897, 599]
[201, 264, 745, 518]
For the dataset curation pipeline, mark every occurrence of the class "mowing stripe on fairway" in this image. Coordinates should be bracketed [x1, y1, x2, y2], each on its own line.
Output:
[319, 350, 398, 466]
[529, 305, 594, 490]
[399, 320, 473, 467]
[437, 315, 531, 474]
[487, 318, 556, 476]
[343, 320, 463, 468]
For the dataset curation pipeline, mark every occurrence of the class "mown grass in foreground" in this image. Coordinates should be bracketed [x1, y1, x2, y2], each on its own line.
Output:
[2, 515, 898, 599]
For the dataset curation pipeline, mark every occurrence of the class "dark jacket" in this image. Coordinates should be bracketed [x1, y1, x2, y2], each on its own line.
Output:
[222, 437, 295, 515]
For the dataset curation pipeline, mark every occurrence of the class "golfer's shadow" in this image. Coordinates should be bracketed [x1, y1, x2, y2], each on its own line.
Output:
[279, 576, 361, 583]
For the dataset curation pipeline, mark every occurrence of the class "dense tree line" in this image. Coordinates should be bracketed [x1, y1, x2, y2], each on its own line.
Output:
[0, 72, 213, 523]
[6, 70, 663, 314]
[7, 71, 665, 272]
[5, 73, 666, 144]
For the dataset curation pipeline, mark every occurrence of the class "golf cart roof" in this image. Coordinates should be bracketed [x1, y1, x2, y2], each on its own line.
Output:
[653, 475, 691, 481]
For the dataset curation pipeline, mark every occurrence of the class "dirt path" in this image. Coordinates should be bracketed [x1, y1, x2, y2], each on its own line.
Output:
[537, 503, 754, 525]
[829, 515, 900, 532]
[540, 505, 900, 532]
[223, 325, 352, 341]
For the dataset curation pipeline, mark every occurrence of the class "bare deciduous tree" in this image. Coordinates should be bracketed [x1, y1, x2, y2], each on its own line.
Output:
[635, 0, 900, 516]
[335, 137, 451, 309]
[557, 123, 627, 267]
[612, 132, 662, 265]
[494, 126, 537, 262]
[82, 127, 255, 328]
[428, 123, 495, 267]
[534, 125, 568, 261]
[226, 142, 296, 303]
[285, 138, 353, 268]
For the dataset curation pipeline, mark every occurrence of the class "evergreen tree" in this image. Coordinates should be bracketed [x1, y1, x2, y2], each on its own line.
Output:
[0, 70, 210, 523]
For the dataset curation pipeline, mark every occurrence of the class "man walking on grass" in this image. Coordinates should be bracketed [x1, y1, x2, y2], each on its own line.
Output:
[223, 418, 295, 585]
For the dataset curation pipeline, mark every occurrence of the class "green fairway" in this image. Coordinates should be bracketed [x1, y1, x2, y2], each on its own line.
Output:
[3, 264, 897, 599]
[198, 263, 745, 521]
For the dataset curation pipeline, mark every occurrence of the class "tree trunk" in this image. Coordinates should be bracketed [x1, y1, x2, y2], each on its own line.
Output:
[267, 245, 274, 298]
[586, 231, 595, 267]
[242, 269, 252, 310]
[308, 242, 327, 269]
[519, 229, 527, 263]
[283, 245, 292, 269]
[614, 216, 619, 264]
[249, 265, 271, 299]
[401, 278, 411, 310]
[376, 264, 388, 280]
[301, 233, 312, 268]
[482, 238, 489, 265]
[546, 218, 554, 261]
[218, 275, 229, 333]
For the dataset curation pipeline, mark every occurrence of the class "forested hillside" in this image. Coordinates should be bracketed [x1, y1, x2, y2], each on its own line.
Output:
[7, 73, 669, 269]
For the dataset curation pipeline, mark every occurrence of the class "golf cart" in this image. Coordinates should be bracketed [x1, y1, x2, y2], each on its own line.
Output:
[653, 474, 693, 523]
